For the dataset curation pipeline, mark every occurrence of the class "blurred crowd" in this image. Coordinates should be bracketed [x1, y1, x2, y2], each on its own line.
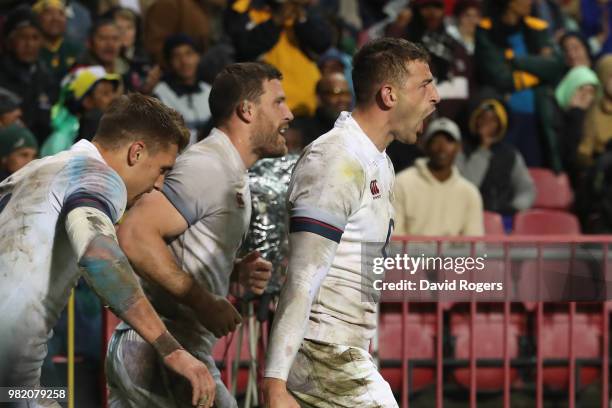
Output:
[2, 0, 612, 235]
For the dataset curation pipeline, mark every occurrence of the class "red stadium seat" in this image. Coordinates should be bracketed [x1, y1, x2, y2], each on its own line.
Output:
[483, 211, 505, 235]
[450, 308, 527, 391]
[528, 168, 574, 211]
[541, 310, 602, 390]
[378, 304, 436, 395]
[513, 210, 580, 235]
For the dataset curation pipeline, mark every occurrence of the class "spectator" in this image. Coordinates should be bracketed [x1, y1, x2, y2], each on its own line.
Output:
[105, 7, 157, 92]
[447, 0, 482, 55]
[559, 31, 593, 69]
[32, 0, 84, 83]
[225, 0, 332, 116]
[0, 88, 22, 127]
[554, 65, 599, 180]
[394, 117, 484, 236]
[475, 0, 565, 170]
[153, 35, 212, 145]
[0, 7, 57, 145]
[387, 0, 474, 121]
[318, 47, 354, 91]
[578, 55, 612, 167]
[0, 124, 39, 182]
[41, 65, 121, 156]
[144, 0, 226, 64]
[457, 97, 536, 215]
[77, 18, 128, 76]
[291, 72, 352, 149]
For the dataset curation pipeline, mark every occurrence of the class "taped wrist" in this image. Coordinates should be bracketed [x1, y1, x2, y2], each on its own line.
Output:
[152, 330, 184, 357]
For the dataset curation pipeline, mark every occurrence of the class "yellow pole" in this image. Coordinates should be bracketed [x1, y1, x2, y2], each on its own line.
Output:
[68, 288, 75, 408]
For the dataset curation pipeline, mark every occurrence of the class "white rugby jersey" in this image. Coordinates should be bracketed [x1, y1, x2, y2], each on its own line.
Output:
[0, 140, 126, 385]
[287, 111, 395, 349]
[130, 128, 251, 355]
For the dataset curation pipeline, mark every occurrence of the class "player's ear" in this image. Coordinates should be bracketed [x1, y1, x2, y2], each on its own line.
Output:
[380, 84, 396, 109]
[127, 141, 146, 166]
[237, 100, 254, 123]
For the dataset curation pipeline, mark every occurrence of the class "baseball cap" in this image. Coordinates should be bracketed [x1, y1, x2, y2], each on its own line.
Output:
[68, 66, 122, 100]
[422, 117, 461, 144]
[3, 6, 42, 39]
[0, 124, 38, 158]
[0, 88, 22, 115]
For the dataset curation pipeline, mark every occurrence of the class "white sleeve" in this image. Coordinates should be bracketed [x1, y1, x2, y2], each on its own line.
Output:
[264, 232, 338, 380]
[264, 144, 363, 380]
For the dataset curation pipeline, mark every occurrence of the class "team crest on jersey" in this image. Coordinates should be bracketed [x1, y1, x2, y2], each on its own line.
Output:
[370, 180, 381, 199]
[236, 192, 245, 208]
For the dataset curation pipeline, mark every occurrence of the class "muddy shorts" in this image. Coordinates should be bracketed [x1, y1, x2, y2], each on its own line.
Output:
[287, 340, 398, 408]
[105, 328, 237, 408]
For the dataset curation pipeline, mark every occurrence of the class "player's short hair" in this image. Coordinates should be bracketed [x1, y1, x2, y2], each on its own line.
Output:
[209, 62, 283, 126]
[94, 93, 190, 152]
[352, 38, 430, 105]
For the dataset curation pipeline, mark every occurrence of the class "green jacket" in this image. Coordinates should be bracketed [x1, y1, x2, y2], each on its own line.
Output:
[475, 16, 566, 171]
[40, 37, 83, 83]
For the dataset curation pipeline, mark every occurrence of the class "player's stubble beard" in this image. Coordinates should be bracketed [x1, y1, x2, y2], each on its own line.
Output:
[251, 114, 288, 159]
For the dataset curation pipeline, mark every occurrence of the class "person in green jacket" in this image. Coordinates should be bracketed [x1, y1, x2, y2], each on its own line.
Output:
[41, 65, 121, 156]
[32, 0, 83, 84]
[475, 0, 565, 171]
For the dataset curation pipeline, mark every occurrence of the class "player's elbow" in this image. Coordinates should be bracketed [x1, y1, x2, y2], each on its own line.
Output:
[116, 221, 143, 260]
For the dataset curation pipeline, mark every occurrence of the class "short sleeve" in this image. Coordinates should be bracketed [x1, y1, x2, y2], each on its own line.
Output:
[288, 144, 364, 243]
[61, 157, 127, 224]
[161, 150, 221, 226]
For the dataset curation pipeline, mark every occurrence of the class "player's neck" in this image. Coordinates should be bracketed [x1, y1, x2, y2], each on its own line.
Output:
[217, 124, 257, 169]
[351, 108, 393, 152]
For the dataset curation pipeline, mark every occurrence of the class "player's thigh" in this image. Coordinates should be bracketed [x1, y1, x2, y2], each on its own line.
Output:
[106, 329, 172, 408]
[288, 340, 398, 408]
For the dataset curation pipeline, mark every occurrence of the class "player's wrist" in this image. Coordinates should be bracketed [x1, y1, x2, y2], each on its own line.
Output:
[152, 330, 184, 357]
[263, 377, 288, 392]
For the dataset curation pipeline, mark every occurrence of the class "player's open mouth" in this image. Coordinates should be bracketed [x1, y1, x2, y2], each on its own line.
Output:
[278, 126, 289, 136]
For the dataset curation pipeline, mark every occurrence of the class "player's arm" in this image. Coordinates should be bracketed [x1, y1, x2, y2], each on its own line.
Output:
[262, 147, 363, 406]
[118, 189, 242, 337]
[263, 232, 339, 405]
[64, 206, 216, 407]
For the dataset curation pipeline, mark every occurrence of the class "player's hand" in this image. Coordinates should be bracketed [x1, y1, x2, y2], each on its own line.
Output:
[197, 295, 242, 337]
[237, 251, 273, 295]
[162, 349, 216, 407]
[263, 378, 300, 408]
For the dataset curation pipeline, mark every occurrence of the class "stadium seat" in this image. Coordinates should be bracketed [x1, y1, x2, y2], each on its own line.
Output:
[450, 307, 527, 392]
[513, 210, 580, 235]
[528, 168, 574, 211]
[378, 303, 436, 395]
[540, 310, 602, 390]
[483, 211, 505, 235]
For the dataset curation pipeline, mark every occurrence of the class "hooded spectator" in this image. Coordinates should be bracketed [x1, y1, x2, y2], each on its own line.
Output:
[554, 65, 600, 179]
[457, 97, 536, 215]
[394, 117, 484, 236]
[578, 55, 612, 166]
